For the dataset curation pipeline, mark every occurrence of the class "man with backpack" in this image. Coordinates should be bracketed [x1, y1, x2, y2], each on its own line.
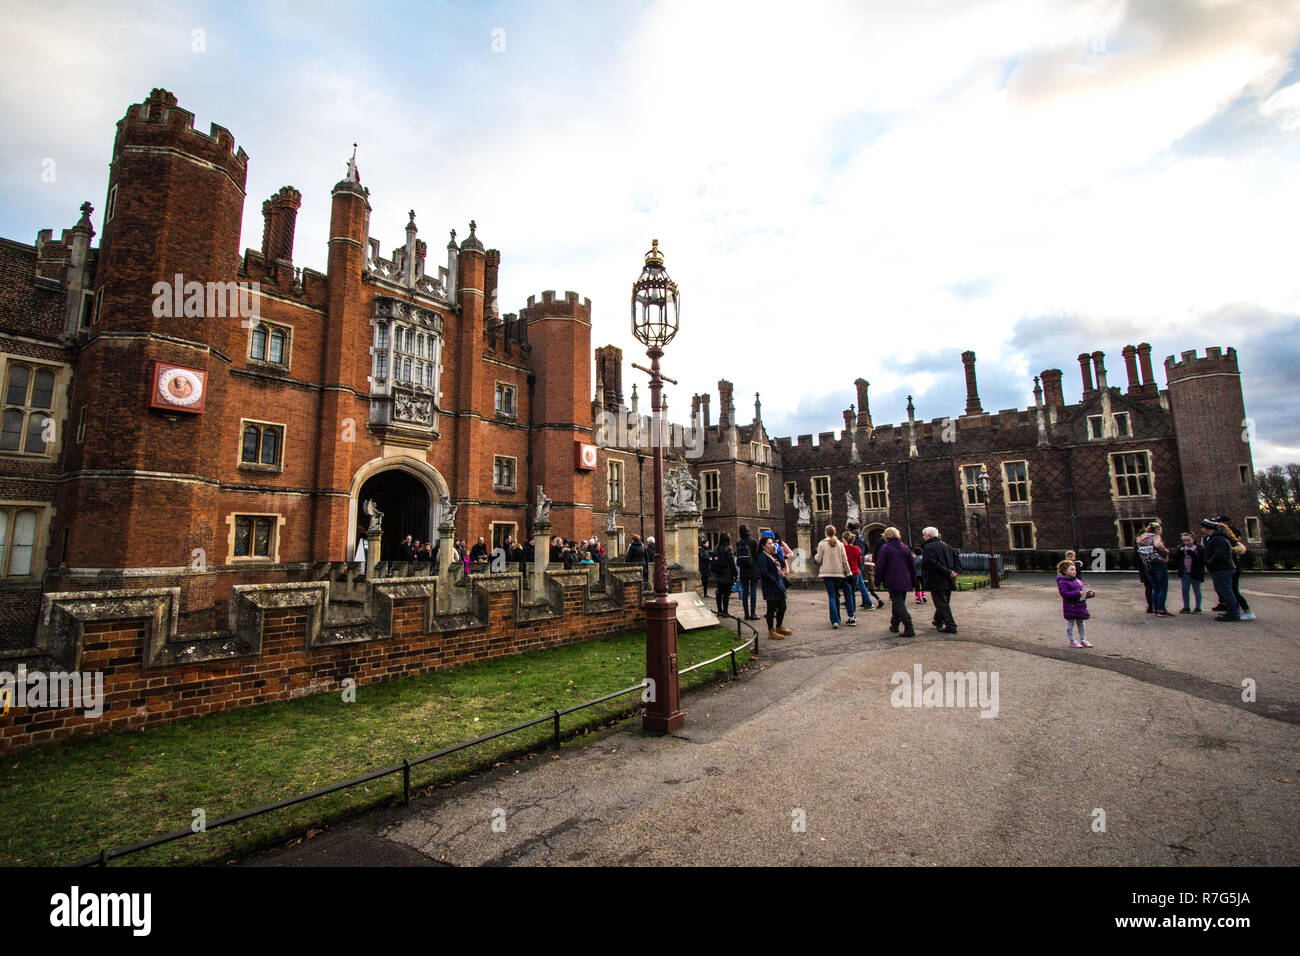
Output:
[735, 525, 762, 621]
[921, 526, 962, 634]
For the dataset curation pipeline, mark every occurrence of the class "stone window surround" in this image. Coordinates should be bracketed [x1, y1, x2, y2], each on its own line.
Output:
[960, 462, 985, 506]
[494, 381, 517, 418]
[226, 511, 285, 563]
[1002, 459, 1031, 504]
[812, 475, 831, 514]
[1116, 516, 1157, 548]
[607, 458, 624, 505]
[237, 418, 287, 472]
[756, 472, 769, 512]
[0, 501, 53, 579]
[0, 352, 70, 461]
[490, 521, 518, 551]
[1008, 520, 1036, 550]
[701, 469, 721, 511]
[858, 470, 889, 511]
[247, 319, 292, 370]
[1111, 449, 1155, 499]
[493, 454, 518, 492]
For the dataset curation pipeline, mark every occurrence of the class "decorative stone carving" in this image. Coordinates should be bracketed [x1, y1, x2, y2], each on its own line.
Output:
[363, 498, 384, 533]
[664, 460, 700, 517]
[393, 390, 434, 425]
[845, 491, 861, 530]
[794, 491, 811, 526]
[605, 509, 617, 533]
[439, 495, 457, 531]
[535, 485, 552, 524]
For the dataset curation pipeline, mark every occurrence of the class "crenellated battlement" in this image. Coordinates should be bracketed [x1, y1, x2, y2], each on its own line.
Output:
[114, 88, 249, 183]
[522, 289, 592, 321]
[1164, 346, 1239, 381]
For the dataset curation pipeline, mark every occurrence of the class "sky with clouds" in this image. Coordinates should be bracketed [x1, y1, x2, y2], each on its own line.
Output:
[1, 0, 1297, 467]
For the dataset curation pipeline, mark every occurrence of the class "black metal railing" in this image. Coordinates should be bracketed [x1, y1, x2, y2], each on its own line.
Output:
[71, 627, 756, 867]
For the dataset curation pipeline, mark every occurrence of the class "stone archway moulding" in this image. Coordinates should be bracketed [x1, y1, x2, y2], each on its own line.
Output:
[346, 456, 450, 559]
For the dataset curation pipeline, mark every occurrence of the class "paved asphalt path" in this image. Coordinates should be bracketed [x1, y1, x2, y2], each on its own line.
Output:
[245, 573, 1300, 866]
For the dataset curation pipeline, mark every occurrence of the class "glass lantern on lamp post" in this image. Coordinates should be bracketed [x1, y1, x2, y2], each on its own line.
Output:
[630, 240, 684, 733]
[978, 468, 1001, 588]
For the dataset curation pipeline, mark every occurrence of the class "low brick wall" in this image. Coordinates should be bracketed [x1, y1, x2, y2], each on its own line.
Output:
[0, 566, 678, 752]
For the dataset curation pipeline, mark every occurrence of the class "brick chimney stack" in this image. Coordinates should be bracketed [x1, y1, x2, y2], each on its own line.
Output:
[1137, 342, 1158, 396]
[1122, 345, 1140, 393]
[961, 350, 984, 415]
[843, 408, 855, 431]
[718, 380, 734, 429]
[1092, 350, 1108, 390]
[1078, 353, 1095, 397]
[482, 249, 500, 317]
[700, 393, 711, 429]
[261, 185, 301, 263]
[593, 344, 623, 411]
[854, 378, 872, 428]
[1040, 369, 1064, 407]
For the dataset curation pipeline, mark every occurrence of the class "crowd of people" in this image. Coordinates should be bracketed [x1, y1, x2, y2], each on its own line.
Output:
[693, 522, 961, 641]
[1054, 514, 1258, 649]
[383, 532, 609, 573]
[380, 510, 1260, 647]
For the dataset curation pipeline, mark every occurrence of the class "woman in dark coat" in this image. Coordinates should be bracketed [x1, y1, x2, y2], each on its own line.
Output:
[711, 532, 738, 617]
[873, 527, 916, 637]
[697, 536, 712, 597]
[757, 538, 790, 638]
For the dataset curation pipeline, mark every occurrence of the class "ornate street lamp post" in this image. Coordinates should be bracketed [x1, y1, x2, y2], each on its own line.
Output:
[631, 240, 684, 733]
[977, 468, 1001, 588]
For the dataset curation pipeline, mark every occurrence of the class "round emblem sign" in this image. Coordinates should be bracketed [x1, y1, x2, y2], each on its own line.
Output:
[579, 443, 597, 468]
[157, 366, 204, 408]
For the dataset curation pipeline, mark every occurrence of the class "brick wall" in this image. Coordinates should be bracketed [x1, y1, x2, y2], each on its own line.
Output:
[0, 571, 649, 753]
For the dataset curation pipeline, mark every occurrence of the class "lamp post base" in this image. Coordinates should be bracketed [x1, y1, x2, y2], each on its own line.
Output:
[643, 595, 684, 733]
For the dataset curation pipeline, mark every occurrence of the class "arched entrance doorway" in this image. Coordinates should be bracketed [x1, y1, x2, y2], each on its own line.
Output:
[863, 523, 886, 551]
[358, 469, 430, 561]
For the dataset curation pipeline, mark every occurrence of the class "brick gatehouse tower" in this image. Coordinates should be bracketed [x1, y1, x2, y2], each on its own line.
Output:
[1, 89, 598, 643]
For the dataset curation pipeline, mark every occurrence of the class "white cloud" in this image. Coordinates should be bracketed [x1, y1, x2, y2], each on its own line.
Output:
[2, 0, 1298, 466]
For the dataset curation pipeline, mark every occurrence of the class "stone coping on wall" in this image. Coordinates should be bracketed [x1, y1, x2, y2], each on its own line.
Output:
[21, 564, 657, 672]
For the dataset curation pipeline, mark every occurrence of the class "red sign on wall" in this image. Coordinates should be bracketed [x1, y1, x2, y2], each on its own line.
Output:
[576, 441, 597, 470]
[149, 361, 207, 414]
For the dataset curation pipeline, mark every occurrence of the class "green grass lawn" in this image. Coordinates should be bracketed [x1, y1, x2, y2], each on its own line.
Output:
[0, 624, 747, 867]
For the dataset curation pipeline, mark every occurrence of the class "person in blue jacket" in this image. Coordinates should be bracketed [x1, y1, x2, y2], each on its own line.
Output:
[757, 537, 791, 638]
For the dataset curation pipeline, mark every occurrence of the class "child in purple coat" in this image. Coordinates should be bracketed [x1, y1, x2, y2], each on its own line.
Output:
[1057, 559, 1096, 647]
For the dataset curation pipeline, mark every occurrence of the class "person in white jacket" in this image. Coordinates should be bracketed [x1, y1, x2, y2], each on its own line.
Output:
[815, 524, 854, 628]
